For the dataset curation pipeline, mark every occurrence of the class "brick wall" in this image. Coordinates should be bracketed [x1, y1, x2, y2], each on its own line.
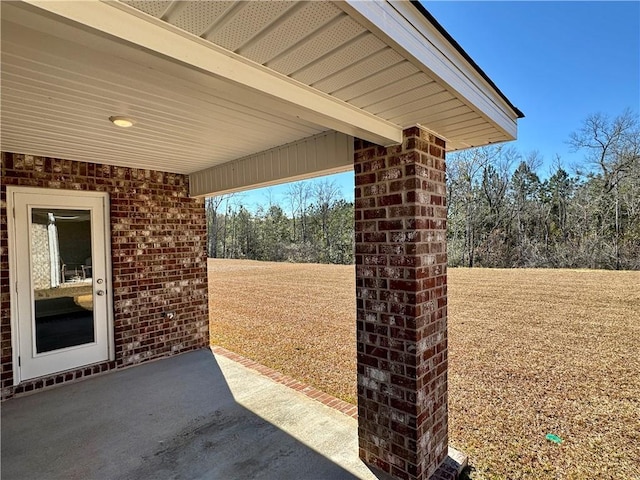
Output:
[354, 127, 448, 480]
[1, 152, 209, 399]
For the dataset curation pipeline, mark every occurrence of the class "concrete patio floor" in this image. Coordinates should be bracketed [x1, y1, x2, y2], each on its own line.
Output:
[2, 349, 467, 479]
[2, 348, 396, 480]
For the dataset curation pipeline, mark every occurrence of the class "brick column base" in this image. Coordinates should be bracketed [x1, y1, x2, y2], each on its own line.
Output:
[355, 126, 448, 480]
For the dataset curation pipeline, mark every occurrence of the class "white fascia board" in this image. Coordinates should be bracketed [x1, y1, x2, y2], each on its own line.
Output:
[22, 0, 402, 146]
[189, 131, 354, 198]
[338, 0, 518, 141]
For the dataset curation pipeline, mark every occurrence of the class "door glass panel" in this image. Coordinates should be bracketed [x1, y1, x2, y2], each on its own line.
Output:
[31, 208, 94, 353]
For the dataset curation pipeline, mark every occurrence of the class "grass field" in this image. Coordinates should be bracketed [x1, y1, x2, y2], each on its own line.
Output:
[208, 259, 640, 480]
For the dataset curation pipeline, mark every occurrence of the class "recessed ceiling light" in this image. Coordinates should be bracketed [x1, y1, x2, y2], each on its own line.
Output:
[109, 116, 135, 128]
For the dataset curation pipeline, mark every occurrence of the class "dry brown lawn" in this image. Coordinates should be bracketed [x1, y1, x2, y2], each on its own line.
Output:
[209, 259, 640, 480]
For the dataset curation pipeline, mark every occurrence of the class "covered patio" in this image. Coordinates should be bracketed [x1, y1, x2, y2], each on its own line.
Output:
[1, 348, 465, 479]
[1, 1, 521, 479]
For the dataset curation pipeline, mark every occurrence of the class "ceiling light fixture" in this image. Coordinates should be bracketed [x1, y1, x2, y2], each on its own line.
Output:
[109, 116, 135, 128]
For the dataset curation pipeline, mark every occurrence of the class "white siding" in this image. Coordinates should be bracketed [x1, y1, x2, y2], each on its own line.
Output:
[190, 131, 353, 197]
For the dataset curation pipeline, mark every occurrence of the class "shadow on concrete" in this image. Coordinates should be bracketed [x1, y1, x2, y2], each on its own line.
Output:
[1, 349, 369, 480]
[458, 465, 475, 480]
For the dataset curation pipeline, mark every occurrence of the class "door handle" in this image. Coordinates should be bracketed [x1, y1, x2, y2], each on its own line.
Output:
[96, 290, 105, 296]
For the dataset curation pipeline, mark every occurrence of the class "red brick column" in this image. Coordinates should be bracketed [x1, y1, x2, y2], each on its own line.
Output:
[355, 126, 448, 480]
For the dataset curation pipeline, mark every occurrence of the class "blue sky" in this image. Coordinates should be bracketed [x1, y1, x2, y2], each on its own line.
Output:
[234, 1, 640, 212]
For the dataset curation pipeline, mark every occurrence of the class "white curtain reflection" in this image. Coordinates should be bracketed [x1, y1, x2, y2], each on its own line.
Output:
[47, 213, 61, 288]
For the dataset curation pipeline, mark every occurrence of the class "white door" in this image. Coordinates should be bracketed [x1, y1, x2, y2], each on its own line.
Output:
[8, 187, 113, 382]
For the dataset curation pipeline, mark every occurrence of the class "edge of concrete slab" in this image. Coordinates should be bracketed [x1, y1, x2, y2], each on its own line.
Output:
[212, 346, 469, 480]
[212, 345, 358, 418]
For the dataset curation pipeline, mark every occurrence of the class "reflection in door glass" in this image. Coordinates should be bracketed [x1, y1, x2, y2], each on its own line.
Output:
[31, 209, 95, 353]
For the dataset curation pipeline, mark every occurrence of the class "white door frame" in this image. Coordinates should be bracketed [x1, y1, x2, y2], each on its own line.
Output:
[7, 186, 115, 385]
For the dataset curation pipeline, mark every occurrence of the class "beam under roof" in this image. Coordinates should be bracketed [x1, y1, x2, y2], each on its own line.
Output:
[189, 131, 354, 197]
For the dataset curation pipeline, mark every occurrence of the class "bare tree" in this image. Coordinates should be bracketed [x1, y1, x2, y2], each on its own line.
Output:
[205, 194, 237, 258]
[569, 109, 640, 269]
[286, 181, 312, 243]
[313, 179, 341, 262]
[447, 146, 510, 266]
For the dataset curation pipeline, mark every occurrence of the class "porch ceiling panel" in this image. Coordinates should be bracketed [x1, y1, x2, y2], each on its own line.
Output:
[117, 0, 522, 151]
[1, 0, 521, 187]
[1, 37, 324, 166]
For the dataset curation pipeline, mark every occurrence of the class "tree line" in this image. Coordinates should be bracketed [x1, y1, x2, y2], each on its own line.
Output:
[207, 110, 639, 270]
[448, 109, 639, 269]
[206, 180, 354, 264]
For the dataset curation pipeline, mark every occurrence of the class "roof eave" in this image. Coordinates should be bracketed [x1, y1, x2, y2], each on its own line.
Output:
[338, 0, 522, 150]
[409, 0, 524, 119]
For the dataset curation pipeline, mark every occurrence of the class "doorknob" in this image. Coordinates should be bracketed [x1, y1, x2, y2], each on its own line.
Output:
[96, 290, 105, 296]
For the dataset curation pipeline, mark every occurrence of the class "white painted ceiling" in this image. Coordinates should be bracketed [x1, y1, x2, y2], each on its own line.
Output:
[1, 0, 520, 175]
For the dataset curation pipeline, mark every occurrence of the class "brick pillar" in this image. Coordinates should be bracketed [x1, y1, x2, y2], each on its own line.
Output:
[355, 126, 448, 480]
